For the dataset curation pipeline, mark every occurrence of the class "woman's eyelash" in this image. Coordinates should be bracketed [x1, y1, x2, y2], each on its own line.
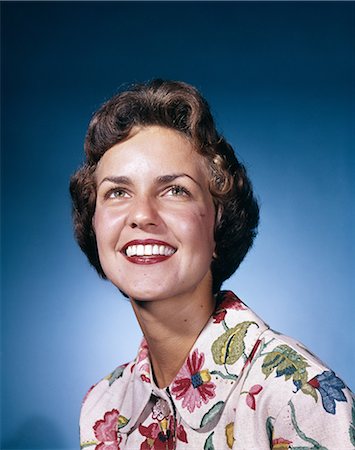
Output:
[105, 187, 128, 199]
[167, 185, 191, 196]
[103, 185, 190, 199]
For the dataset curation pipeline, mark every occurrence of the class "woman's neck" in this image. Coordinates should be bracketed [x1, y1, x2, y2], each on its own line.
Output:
[130, 288, 215, 389]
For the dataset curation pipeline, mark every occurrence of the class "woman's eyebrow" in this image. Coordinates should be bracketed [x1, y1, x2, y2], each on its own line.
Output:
[98, 173, 202, 188]
[98, 176, 131, 187]
[157, 173, 201, 187]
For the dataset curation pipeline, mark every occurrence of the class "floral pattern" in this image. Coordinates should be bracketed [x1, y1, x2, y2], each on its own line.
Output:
[136, 340, 151, 383]
[213, 291, 246, 324]
[262, 344, 309, 391]
[80, 291, 354, 449]
[171, 349, 216, 413]
[139, 416, 187, 450]
[308, 370, 347, 414]
[245, 384, 263, 410]
[225, 422, 234, 448]
[92, 409, 123, 450]
[271, 437, 292, 449]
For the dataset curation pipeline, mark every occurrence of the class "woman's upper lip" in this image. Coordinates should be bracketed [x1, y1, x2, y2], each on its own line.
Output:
[121, 239, 176, 253]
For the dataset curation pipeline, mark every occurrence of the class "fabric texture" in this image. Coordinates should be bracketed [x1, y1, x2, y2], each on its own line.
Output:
[80, 291, 355, 449]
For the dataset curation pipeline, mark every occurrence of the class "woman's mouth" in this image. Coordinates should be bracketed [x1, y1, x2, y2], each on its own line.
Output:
[121, 240, 176, 264]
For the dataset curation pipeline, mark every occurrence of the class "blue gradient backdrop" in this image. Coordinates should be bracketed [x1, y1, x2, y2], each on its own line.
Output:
[1, 2, 354, 449]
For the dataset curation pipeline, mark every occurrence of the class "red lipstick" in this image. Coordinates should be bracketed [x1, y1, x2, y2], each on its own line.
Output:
[121, 239, 176, 265]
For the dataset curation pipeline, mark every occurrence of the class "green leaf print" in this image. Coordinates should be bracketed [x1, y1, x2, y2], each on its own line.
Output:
[265, 416, 274, 444]
[200, 401, 225, 428]
[107, 364, 126, 386]
[212, 321, 257, 365]
[117, 415, 129, 429]
[209, 370, 238, 381]
[262, 344, 309, 389]
[204, 432, 215, 450]
[80, 441, 98, 449]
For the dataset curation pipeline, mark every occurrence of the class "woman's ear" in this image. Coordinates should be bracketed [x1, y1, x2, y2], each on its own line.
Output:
[92, 214, 96, 233]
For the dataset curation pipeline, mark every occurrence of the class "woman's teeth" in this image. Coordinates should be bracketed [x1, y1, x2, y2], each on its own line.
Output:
[125, 244, 175, 257]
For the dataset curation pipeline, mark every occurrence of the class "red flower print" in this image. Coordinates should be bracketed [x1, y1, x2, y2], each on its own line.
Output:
[93, 409, 122, 450]
[272, 437, 293, 449]
[137, 340, 149, 363]
[213, 309, 227, 324]
[141, 373, 151, 383]
[171, 349, 216, 413]
[176, 424, 187, 443]
[246, 384, 263, 410]
[131, 339, 150, 383]
[213, 291, 246, 323]
[137, 340, 151, 383]
[139, 422, 170, 450]
[139, 416, 187, 450]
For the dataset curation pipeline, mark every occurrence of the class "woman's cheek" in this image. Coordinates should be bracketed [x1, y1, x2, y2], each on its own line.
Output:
[95, 208, 124, 246]
[177, 207, 214, 240]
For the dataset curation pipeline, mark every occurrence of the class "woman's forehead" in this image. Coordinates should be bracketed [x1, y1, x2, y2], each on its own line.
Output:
[95, 126, 210, 182]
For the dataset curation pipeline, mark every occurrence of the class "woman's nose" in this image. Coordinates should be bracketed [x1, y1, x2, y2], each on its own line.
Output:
[128, 196, 161, 230]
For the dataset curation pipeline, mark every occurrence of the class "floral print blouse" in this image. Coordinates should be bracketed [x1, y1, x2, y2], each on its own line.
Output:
[80, 291, 355, 449]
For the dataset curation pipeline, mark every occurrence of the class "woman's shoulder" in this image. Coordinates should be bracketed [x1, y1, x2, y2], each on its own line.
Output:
[81, 360, 135, 417]
[80, 338, 153, 447]
[239, 328, 355, 447]
[256, 327, 331, 377]
[79, 359, 138, 448]
[243, 326, 354, 416]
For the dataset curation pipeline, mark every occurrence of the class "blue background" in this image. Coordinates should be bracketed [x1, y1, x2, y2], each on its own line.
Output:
[1, 2, 354, 449]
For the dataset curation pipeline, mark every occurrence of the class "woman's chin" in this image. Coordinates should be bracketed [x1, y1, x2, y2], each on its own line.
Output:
[124, 282, 192, 303]
[119, 284, 170, 302]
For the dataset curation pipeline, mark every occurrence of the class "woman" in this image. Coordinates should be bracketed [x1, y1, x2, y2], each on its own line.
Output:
[70, 80, 354, 449]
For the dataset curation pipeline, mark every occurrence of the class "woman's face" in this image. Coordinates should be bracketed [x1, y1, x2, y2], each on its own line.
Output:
[93, 126, 216, 302]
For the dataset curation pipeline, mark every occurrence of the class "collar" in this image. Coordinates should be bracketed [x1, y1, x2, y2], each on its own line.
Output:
[119, 291, 269, 432]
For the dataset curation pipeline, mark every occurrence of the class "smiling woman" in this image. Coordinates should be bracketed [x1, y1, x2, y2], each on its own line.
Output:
[93, 127, 216, 302]
[70, 80, 354, 449]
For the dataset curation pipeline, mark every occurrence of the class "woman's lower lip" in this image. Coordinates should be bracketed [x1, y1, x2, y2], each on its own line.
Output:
[124, 255, 173, 265]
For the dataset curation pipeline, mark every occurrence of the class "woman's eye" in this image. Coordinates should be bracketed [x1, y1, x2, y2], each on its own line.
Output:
[166, 185, 190, 197]
[107, 189, 129, 199]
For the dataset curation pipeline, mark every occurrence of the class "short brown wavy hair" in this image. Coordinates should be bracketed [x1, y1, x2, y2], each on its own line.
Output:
[70, 79, 259, 293]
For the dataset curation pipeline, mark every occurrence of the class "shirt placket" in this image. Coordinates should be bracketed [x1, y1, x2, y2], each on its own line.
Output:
[150, 386, 179, 449]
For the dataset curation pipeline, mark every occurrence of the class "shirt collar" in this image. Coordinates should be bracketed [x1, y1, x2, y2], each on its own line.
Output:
[119, 291, 269, 432]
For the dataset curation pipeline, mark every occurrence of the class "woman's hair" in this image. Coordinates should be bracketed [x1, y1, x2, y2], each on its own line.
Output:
[70, 79, 259, 293]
